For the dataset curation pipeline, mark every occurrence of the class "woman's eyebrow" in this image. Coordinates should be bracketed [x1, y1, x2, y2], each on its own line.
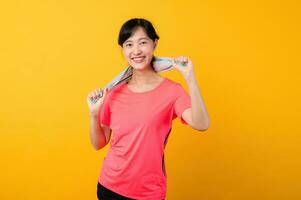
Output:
[138, 37, 149, 40]
[124, 37, 149, 43]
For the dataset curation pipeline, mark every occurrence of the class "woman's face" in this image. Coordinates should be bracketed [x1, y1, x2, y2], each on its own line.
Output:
[122, 26, 157, 70]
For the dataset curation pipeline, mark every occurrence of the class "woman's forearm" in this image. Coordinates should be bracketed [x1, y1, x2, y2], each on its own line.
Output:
[89, 114, 107, 150]
[186, 74, 210, 130]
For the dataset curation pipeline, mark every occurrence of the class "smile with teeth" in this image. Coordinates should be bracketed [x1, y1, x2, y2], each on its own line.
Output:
[132, 56, 146, 63]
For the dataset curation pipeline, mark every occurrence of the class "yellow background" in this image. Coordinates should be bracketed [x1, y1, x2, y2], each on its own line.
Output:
[0, 0, 300, 199]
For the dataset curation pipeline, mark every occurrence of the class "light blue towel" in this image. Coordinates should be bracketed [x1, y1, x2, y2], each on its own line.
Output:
[90, 57, 186, 103]
[104, 57, 178, 91]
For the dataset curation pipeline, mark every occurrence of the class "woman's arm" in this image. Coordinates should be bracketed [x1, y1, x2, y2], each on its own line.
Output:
[89, 114, 111, 150]
[89, 114, 106, 150]
[182, 74, 210, 131]
[87, 88, 111, 150]
[172, 56, 210, 131]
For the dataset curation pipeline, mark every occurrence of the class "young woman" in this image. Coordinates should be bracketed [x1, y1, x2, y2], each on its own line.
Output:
[87, 18, 210, 200]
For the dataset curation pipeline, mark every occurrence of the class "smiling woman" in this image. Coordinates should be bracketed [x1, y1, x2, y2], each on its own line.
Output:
[118, 18, 159, 72]
[86, 17, 210, 200]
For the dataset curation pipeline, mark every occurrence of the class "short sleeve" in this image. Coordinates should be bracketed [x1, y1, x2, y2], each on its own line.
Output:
[173, 84, 191, 124]
[98, 92, 111, 127]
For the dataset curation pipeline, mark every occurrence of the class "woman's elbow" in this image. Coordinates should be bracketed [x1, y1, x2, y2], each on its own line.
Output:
[91, 141, 105, 151]
[192, 121, 210, 132]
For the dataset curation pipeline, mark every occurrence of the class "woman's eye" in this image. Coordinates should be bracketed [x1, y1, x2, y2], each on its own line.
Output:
[140, 41, 147, 45]
[125, 43, 132, 47]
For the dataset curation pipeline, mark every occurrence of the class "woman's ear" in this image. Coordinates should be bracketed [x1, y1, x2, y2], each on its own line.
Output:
[153, 39, 158, 50]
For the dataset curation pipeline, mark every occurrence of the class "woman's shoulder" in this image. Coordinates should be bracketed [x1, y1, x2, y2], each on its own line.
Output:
[163, 78, 189, 98]
[164, 77, 184, 88]
[108, 81, 127, 93]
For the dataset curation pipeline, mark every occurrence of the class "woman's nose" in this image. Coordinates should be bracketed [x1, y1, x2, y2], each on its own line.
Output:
[132, 44, 142, 54]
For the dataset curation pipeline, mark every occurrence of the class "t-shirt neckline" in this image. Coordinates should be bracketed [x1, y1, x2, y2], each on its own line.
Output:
[125, 78, 167, 94]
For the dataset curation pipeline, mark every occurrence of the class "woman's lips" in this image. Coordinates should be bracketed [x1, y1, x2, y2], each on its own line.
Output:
[132, 56, 145, 63]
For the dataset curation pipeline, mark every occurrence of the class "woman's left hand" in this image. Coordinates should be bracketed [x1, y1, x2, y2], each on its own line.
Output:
[171, 56, 195, 80]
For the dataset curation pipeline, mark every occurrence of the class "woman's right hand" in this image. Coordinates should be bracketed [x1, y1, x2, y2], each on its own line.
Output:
[86, 88, 108, 117]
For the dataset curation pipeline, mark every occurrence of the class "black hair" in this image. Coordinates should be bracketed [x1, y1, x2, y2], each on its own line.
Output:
[118, 18, 160, 70]
[118, 18, 160, 47]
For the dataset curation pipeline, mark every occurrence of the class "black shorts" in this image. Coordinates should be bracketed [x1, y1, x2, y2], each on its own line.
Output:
[97, 182, 135, 200]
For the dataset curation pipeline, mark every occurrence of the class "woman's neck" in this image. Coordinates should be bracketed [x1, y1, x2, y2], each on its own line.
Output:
[129, 65, 161, 85]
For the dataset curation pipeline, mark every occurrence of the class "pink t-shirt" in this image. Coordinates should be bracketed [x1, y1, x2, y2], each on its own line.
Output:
[98, 77, 191, 200]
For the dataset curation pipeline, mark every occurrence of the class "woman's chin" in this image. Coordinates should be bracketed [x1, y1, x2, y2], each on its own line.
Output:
[130, 63, 151, 70]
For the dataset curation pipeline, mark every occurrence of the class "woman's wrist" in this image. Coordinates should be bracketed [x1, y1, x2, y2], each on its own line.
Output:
[90, 112, 99, 119]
